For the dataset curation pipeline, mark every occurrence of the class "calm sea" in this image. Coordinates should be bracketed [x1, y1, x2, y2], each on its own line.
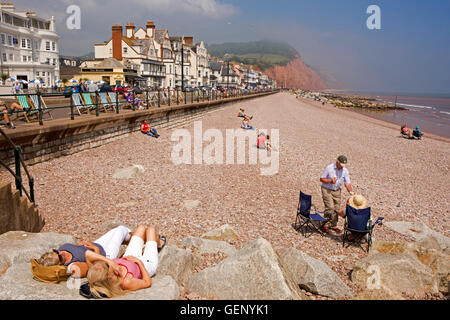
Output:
[341, 92, 450, 139]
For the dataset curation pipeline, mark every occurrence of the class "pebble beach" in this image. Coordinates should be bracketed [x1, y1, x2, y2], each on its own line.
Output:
[1, 92, 449, 298]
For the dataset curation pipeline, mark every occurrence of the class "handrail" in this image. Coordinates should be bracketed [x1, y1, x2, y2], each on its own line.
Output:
[0, 127, 35, 205]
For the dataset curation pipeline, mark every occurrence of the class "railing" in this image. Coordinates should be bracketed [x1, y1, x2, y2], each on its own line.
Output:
[0, 127, 35, 205]
[0, 87, 277, 126]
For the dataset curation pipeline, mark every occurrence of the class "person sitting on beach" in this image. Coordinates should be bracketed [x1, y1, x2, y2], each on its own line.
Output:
[257, 133, 273, 151]
[400, 124, 413, 138]
[412, 126, 423, 139]
[140, 120, 159, 138]
[337, 194, 368, 218]
[80, 225, 167, 299]
[241, 115, 255, 130]
[237, 108, 253, 119]
[35, 225, 132, 278]
[0, 100, 24, 129]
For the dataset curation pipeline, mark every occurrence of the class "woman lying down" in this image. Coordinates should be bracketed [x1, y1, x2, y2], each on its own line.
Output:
[80, 225, 166, 299]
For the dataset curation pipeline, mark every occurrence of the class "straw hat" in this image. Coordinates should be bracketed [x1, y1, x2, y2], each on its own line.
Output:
[348, 194, 368, 209]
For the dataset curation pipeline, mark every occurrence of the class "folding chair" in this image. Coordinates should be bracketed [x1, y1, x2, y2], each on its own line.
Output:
[342, 205, 384, 252]
[29, 94, 54, 120]
[160, 90, 168, 105]
[178, 90, 185, 103]
[82, 93, 98, 114]
[292, 191, 328, 237]
[107, 91, 123, 110]
[15, 94, 36, 122]
[72, 93, 89, 115]
[98, 92, 114, 112]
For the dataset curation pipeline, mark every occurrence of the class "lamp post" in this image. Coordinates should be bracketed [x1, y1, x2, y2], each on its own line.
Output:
[181, 43, 184, 92]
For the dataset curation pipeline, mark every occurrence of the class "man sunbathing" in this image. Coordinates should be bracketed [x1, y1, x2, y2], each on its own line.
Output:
[0, 100, 24, 129]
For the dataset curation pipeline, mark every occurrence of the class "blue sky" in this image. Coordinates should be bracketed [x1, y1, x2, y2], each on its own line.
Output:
[11, 0, 450, 94]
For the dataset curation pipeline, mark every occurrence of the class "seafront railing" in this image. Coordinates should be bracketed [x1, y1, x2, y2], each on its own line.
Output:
[0, 87, 276, 126]
[0, 127, 35, 204]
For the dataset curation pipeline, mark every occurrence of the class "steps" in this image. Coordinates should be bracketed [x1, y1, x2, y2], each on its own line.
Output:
[0, 182, 44, 234]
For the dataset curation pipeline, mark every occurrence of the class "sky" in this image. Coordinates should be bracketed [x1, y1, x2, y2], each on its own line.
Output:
[11, 0, 450, 94]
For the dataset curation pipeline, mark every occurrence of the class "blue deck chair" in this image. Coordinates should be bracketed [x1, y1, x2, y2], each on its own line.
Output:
[342, 205, 384, 252]
[72, 93, 88, 115]
[98, 92, 113, 112]
[29, 94, 53, 119]
[293, 191, 328, 237]
[108, 91, 124, 110]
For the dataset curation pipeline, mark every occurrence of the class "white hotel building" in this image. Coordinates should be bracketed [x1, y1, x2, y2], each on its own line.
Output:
[0, 3, 60, 89]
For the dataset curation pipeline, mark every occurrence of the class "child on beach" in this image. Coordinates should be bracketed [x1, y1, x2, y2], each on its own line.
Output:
[412, 126, 423, 139]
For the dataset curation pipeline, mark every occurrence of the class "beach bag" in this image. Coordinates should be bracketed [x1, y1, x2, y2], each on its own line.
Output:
[30, 258, 69, 284]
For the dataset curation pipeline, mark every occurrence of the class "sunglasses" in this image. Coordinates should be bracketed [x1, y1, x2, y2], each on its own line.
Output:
[53, 249, 64, 265]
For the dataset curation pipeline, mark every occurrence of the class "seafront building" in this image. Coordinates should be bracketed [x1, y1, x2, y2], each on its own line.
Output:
[0, 3, 60, 89]
[72, 19, 275, 90]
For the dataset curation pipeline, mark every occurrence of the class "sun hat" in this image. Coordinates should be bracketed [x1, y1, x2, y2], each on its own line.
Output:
[348, 194, 368, 210]
[30, 258, 69, 284]
[337, 155, 348, 165]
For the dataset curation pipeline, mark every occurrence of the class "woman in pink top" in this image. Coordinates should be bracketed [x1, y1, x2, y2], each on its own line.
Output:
[82, 225, 166, 298]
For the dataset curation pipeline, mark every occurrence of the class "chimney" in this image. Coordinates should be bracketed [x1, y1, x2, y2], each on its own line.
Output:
[126, 23, 135, 39]
[112, 24, 123, 61]
[146, 21, 155, 38]
[183, 36, 193, 46]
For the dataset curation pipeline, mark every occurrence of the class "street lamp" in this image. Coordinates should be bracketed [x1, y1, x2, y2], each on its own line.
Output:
[181, 43, 185, 92]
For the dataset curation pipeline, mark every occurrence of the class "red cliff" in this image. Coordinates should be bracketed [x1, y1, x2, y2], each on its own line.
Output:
[265, 57, 326, 90]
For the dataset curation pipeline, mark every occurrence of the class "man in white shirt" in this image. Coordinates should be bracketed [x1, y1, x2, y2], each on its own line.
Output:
[319, 155, 354, 233]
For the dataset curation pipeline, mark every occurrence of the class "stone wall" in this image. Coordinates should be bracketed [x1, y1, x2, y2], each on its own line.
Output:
[0, 91, 275, 167]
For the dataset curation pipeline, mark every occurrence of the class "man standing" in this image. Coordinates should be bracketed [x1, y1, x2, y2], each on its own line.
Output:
[320, 155, 354, 233]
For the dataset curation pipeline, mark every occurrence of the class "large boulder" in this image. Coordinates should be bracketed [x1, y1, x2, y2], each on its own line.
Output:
[182, 236, 237, 256]
[201, 224, 239, 242]
[185, 238, 307, 300]
[0, 231, 75, 273]
[279, 248, 353, 298]
[112, 165, 145, 179]
[351, 253, 439, 297]
[370, 241, 450, 294]
[157, 245, 197, 285]
[0, 262, 179, 300]
[384, 221, 450, 253]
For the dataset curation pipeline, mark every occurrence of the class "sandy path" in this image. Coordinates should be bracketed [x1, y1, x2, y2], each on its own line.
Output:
[1, 92, 449, 295]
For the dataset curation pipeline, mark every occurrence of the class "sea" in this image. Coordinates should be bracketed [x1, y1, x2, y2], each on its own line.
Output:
[337, 92, 450, 139]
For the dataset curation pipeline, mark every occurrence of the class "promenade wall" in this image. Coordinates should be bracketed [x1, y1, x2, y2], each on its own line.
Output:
[0, 91, 275, 166]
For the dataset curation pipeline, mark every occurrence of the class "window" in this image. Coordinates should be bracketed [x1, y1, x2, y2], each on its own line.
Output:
[21, 39, 27, 48]
[52, 42, 56, 51]
[7, 35, 12, 46]
[9, 54, 13, 61]
[1, 34, 5, 45]
[45, 41, 50, 51]
[23, 55, 27, 62]
[12, 37, 18, 46]
[2, 53, 7, 62]
[36, 71, 40, 76]
[27, 39, 31, 49]
[123, 47, 128, 53]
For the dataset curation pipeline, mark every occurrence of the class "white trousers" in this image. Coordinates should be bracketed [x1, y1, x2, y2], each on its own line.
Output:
[94, 225, 131, 259]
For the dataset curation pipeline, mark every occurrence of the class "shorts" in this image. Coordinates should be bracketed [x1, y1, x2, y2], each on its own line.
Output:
[123, 236, 158, 277]
[0, 105, 12, 114]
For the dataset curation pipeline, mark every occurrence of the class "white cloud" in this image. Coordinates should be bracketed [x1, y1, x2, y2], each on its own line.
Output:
[130, 0, 238, 18]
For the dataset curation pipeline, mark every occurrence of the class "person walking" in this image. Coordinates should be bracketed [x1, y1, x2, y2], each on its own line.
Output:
[319, 155, 354, 234]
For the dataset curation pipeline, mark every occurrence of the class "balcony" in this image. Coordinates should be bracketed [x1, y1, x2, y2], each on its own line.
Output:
[141, 70, 166, 78]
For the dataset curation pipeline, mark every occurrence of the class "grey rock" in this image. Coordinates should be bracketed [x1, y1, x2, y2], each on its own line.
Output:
[201, 224, 239, 242]
[182, 236, 237, 256]
[280, 248, 353, 298]
[157, 245, 197, 285]
[185, 238, 307, 300]
[384, 221, 450, 252]
[112, 165, 145, 179]
[0, 262, 179, 300]
[351, 253, 439, 297]
[0, 231, 75, 270]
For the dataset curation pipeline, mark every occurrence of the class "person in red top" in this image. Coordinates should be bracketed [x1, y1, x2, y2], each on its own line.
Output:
[140, 120, 159, 138]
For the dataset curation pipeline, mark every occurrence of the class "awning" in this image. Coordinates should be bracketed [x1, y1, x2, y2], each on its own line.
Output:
[126, 75, 146, 81]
